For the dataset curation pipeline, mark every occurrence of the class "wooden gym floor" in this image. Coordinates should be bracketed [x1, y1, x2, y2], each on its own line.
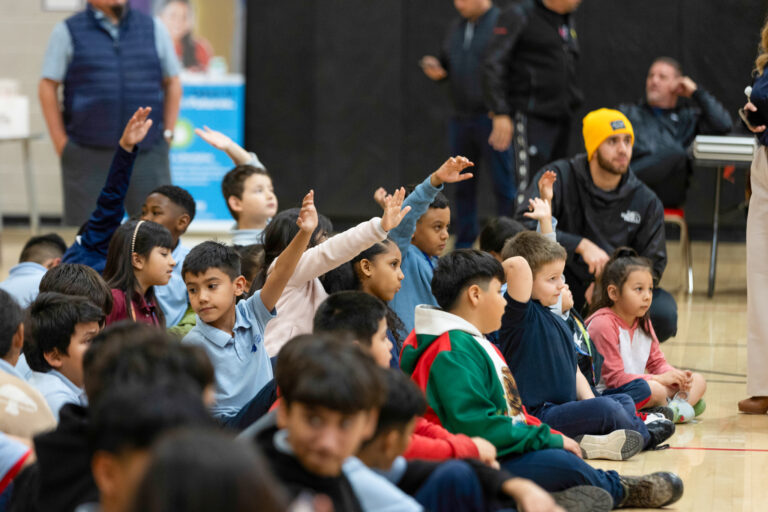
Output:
[0, 229, 761, 511]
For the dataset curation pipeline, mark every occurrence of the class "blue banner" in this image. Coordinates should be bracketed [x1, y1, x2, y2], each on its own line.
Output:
[170, 75, 244, 224]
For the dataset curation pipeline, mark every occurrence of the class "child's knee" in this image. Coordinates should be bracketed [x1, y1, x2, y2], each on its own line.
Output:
[648, 380, 668, 404]
[693, 372, 707, 392]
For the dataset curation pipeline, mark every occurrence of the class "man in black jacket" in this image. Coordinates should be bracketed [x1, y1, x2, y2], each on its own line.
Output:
[516, 108, 678, 342]
[483, 0, 582, 201]
[619, 57, 732, 207]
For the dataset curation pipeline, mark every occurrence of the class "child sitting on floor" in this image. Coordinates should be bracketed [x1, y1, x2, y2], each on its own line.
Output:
[587, 248, 707, 423]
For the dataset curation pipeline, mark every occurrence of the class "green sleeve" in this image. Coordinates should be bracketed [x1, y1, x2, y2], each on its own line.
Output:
[425, 348, 563, 456]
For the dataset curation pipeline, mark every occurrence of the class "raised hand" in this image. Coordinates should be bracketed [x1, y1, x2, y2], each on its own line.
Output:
[119, 107, 153, 151]
[538, 170, 557, 204]
[296, 190, 318, 234]
[431, 156, 475, 186]
[373, 187, 389, 209]
[194, 126, 233, 150]
[523, 197, 552, 222]
[380, 187, 412, 231]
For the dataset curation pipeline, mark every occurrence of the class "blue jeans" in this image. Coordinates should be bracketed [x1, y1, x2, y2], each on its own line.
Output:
[414, 460, 486, 512]
[600, 378, 652, 409]
[449, 115, 516, 248]
[500, 449, 624, 508]
[533, 394, 651, 448]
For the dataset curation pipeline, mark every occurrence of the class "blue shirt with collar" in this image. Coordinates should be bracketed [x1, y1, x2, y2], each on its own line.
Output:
[343, 456, 423, 512]
[181, 290, 275, 420]
[0, 262, 47, 307]
[28, 370, 87, 421]
[154, 242, 191, 327]
[0, 358, 24, 381]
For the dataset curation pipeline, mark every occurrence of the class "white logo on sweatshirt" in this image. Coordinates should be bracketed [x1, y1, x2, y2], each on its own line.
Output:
[621, 210, 641, 224]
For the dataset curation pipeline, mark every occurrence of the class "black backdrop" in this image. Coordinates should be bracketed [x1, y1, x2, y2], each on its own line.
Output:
[246, 0, 768, 235]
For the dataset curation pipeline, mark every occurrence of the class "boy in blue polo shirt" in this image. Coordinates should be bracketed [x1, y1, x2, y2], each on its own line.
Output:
[181, 191, 317, 429]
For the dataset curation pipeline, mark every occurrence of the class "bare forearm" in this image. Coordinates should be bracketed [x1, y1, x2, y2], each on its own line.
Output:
[38, 79, 67, 152]
[576, 370, 595, 400]
[163, 76, 182, 134]
[260, 230, 312, 310]
[224, 141, 253, 166]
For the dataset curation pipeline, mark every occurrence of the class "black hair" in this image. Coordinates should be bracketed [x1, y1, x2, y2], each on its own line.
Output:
[233, 244, 264, 288]
[23, 292, 105, 373]
[405, 184, 449, 209]
[431, 249, 505, 311]
[88, 382, 213, 455]
[590, 247, 655, 332]
[182, 241, 242, 281]
[39, 263, 114, 316]
[478, 216, 527, 254]
[83, 321, 214, 409]
[0, 289, 24, 360]
[103, 220, 173, 327]
[369, 369, 426, 440]
[221, 165, 271, 220]
[253, 208, 333, 290]
[150, 184, 197, 221]
[19, 233, 67, 264]
[313, 291, 388, 348]
[276, 334, 386, 413]
[130, 429, 288, 512]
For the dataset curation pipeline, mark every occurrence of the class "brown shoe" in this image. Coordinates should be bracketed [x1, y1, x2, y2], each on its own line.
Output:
[738, 396, 768, 414]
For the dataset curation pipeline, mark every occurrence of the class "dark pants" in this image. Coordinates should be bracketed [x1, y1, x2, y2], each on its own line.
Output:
[632, 149, 690, 208]
[413, 460, 486, 512]
[599, 378, 652, 409]
[569, 269, 678, 343]
[61, 138, 171, 227]
[533, 394, 651, 448]
[449, 115, 516, 248]
[500, 449, 624, 508]
[220, 379, 278, 431]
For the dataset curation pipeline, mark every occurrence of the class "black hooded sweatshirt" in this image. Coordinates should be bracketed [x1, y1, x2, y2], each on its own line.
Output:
[515, 154, 666, 288]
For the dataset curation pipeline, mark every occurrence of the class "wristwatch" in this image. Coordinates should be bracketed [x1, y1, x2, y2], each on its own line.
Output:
[163, 129, 174, 141]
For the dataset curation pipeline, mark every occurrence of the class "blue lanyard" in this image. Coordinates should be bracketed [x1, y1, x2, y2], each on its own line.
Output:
[421, 250, 435, 270]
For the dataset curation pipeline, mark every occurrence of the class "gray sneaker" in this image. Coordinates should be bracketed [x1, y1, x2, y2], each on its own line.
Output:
[551, 485, 613, 512]
[619, 472, 684, 508]
[574, 429, 644, 460]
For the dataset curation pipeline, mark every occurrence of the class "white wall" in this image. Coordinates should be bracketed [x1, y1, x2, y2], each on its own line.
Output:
[0, 1, 73, 217]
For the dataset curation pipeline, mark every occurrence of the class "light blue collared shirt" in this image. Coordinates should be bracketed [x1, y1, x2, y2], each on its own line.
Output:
[0, 262, 47, 308]
[155, 243, 191, 327]
[0, 358, 25, 381]
[14, 354, 33, 381]
[343, 456, 423, 512]
[231, 228, 265, 246]
[41, 6, 180, 82]
[182, 290, 275, 419]
[28, 370, 87, 421]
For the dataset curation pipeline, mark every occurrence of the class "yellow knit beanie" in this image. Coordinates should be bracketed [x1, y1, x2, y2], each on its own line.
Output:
[582, 108, 634, 160]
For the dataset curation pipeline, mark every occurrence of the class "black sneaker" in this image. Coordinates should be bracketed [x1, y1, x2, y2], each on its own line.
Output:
[640, 406, 675, 421]
[645, 419, 675, 449]
[551, 485, 613, 512]
[619, 472, 684, 508]
[574, 429, 644, 460]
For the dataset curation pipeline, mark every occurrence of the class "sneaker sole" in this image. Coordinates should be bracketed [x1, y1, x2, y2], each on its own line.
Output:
[576, 430, 644, 460]
[551, 485, 613, 512]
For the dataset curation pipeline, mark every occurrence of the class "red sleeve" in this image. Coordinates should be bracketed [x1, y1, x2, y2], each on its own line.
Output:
[587, 313, 646, 388]
[105, 289, 128, 326]
[644, 322, 675, 376]
[523, 407, 562, 436]
[403, 417, 480, 460]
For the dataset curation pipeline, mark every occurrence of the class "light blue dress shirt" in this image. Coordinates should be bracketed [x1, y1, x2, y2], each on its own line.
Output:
[154, 243, 190, 327]
[41, 8, 181, 81]
[0, 358, 25, 381]
[343, 456, 423, 512]
[0, 262, 47, 308]
[28, 370, 87, 421]
[182, 290, 275, 420]
[14, 354, 33, 381]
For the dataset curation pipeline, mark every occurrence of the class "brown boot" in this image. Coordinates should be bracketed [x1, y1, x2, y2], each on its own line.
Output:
[738, 396, 768, 414]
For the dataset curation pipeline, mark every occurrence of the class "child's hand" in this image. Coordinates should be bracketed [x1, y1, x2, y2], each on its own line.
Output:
[119, 107, 153, 151]
[523, 197, 552, 222]
[653, 370, 687, 390]
[537, 170, 557, 204]
[373, 187, 388, 209]
[195, 126, 234, 151]
[296, 190, 318, 234]
[380, 187, 412, 231]
[561, 283, 574, 312]
[561, 435, 583, 459]
[470, 437, 499, 469]
[431, 156, 475, 186]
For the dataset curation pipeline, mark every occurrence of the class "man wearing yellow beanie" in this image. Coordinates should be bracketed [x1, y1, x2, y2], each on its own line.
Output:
[514, 107, 678, 343]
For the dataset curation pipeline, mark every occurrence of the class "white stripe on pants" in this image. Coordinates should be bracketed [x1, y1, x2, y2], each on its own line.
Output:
[747, 145, 768, 396]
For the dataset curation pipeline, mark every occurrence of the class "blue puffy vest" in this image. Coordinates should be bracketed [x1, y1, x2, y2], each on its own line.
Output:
[63, 7, 164, 148]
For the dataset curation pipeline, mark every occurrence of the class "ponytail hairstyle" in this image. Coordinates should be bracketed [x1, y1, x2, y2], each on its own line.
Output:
[252, 208, 333, 291]
[349, 239, 406, 348]
[103, 220, 174, 327]
[590, 247, 654, 332]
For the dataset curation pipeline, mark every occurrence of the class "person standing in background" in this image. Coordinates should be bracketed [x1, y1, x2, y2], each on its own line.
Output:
[483, 0, 582, 203]
[739, 20, 768, 415]
[420, 0, 515, 248]
[39, 0, 182, 227]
